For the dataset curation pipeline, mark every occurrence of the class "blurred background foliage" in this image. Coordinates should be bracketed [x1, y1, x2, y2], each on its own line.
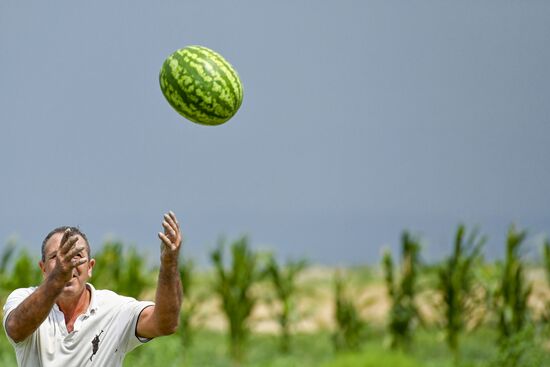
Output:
[1, 225, 549, 367]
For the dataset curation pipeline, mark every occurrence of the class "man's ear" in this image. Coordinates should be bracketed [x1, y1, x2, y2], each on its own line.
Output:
[88, 258, 96, 277]
[38, 260, 46, 277]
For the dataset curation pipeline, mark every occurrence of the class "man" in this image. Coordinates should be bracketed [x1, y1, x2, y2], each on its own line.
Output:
[2, 211, 183, 367]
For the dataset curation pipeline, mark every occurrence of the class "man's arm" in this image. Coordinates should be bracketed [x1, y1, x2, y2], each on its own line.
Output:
[5, 231, 87, 342]
[137, 211, 183, 338]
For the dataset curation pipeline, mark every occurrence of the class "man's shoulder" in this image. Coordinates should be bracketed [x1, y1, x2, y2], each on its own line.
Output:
[2, 286, 38, 326]
[5, 286, 37, 302]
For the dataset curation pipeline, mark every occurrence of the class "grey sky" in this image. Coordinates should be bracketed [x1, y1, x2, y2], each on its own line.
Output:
[1, 1, 549, 265]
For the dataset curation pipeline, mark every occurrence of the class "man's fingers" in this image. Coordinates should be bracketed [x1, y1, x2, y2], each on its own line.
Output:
[158, 232, 176, 251]
[164, 211, 182, 245]
[159, 211, 182, 255]
[163, 213, 178, 233]
[63, 244, 86, 264]
[59, 229, 72, 251]
[60, 228, 72, 245]
[162, 221, 177, 239]
[168, 211, 179, 229]
[158, 232, 172, 246]
[68, 257, 88, 268]
[72, 257, 88, 267]
[59, 235, 79, 255]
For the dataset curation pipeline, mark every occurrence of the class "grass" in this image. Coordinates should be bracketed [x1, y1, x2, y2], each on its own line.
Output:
[123, 330, 334, 367]
[121, 326, 545, 367]
[134, 325, 550, 367]
[4, 325, 545, 367]
[2, 303, 550, 367]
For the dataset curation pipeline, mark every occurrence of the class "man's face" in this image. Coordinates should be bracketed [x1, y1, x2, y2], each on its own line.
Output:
[39, 232, 95, 298]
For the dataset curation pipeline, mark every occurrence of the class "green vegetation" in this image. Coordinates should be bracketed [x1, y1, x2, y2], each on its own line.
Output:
[265, 256, 307, 353]
[92, 241, 151, 298]
[437, 224, 485, 360]
[177, 258, 203, 348]
[382, 231, 422, 349]
[492, 225, 534, 366]
[332, 271, 367, 351]
[543, 237, 550, 324]
[490, 325, 545, 367]
[211, 236, 263, 363]
[495, 225, 532, 340]
[0, 240, 42, 305]
[543, 237, 550, 285]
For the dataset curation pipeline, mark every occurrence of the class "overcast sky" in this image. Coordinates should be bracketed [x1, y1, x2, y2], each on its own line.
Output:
[1, 1, 549, 265]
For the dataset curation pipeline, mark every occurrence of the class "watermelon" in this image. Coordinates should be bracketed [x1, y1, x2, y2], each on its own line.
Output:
[159, 45, 243, 126]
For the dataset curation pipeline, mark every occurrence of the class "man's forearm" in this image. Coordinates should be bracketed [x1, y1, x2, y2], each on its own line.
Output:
[6, 276, 65, 342]
[152, 258, 183, 334]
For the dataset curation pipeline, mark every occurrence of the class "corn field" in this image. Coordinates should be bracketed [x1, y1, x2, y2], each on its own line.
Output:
[1, 225, 550, 367]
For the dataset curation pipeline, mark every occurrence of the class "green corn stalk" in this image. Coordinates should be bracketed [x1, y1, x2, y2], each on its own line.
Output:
[495, 225, 532, 341]
[211, 236, 262, 364]
[437, 224, 485, 361]
[91, 241, 123, 290]
[177, 258, 202, 348]
[332, 271, 367, 351]
[92, 241, 150, 299]
[382, 250, 395, 299]
[0, 242, 16, 276]
[265, 256, 307, 353]
[543, 238, 550, 325]
[7, 250, 42, 290]
[124, 247, 150, 299]
[0, 241, 17, 310]
[0, 241, 15, 335]
[543, 238, 550, 286]
[0, 241, 17, 290]
[382, 231, 422, 349]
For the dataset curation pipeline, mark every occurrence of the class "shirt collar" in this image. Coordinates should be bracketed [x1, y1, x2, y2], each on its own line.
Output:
[52, 283, 98, 315]
[86, 283, 98, 314]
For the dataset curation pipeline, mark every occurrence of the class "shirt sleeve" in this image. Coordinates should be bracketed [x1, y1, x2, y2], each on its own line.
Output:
[2, 287, 36, 345]
[118, 299, 155, 353]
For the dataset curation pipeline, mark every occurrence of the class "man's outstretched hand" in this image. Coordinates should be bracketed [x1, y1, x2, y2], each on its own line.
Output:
[137, 211, 183, 338]
[158, 211, 182, 262]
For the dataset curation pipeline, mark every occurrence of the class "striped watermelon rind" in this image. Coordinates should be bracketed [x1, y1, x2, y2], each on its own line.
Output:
[159, 45, 243, 126]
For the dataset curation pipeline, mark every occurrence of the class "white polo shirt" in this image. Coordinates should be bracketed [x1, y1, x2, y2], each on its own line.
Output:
[2, 283, 154, 367]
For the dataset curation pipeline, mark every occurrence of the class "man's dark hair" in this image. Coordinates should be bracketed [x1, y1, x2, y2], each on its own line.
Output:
[41, 226, 91, 262]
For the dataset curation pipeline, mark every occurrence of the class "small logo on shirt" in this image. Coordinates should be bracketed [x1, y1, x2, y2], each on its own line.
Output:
[89, 330, 104, 362]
